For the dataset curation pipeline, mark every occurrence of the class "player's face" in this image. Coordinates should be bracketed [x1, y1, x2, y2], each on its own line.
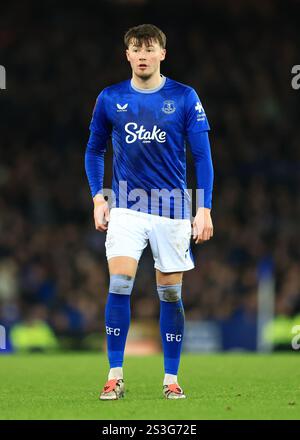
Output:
[126, 39, 166, 79]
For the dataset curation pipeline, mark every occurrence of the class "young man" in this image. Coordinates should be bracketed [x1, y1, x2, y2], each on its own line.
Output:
[85, 24, 214, 400]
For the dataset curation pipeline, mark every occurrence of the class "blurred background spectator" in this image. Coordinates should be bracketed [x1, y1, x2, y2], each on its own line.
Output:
[0, 0, 300, 352]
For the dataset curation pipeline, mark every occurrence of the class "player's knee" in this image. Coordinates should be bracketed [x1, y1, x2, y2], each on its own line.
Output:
[157, 283, 182, 302]
[109, 274, 135, 295]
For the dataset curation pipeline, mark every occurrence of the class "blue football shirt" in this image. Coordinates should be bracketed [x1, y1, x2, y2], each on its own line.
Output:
[89, 75, 210, 219]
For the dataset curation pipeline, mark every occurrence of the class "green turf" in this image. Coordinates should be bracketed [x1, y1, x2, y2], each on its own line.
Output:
[0, 352, 299, 420]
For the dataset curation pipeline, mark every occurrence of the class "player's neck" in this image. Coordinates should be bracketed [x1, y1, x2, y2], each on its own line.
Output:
[131, 72, 164, 90]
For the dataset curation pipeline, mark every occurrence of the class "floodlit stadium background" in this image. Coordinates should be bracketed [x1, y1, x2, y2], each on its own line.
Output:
[0, 0, 300, 354]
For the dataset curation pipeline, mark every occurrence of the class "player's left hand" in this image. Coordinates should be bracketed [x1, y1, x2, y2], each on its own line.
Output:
[192, 207, 213, 244]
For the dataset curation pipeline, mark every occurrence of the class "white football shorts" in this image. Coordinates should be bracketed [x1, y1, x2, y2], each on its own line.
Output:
[105, 208, 195, 272]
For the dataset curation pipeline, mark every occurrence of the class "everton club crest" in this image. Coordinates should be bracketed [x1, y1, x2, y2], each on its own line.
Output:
[162, 100, 176, 114]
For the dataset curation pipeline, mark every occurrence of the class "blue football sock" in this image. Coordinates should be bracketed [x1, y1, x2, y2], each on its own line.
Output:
[159, 299, 185, 375]
[105, 292, 131, 368]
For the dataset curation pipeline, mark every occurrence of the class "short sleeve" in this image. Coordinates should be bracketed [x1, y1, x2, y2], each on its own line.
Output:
[89, 89, 111, 138]
[184, 88, 210, 136]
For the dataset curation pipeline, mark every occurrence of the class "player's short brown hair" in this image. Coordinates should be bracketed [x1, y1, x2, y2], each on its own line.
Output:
[124, 24, 166, 49]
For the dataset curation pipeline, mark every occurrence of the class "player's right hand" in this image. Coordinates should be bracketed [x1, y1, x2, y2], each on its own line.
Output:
[93, 194, 110, 232]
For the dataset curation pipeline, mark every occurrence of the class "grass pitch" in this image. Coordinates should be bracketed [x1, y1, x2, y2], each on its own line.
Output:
[0, 352, 299, 420]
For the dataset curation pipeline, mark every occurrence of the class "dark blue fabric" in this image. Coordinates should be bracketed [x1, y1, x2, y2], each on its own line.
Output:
[85, 77, 213, 218]
[85, 130, 106, 197]
[160, 299, 185, 375]
[105, 293, 131, 368]
[188, 130, 214, 209]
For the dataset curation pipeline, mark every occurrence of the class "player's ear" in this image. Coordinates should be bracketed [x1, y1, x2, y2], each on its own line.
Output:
[125, 49, 130, 62]
[160, 49, 166, 61]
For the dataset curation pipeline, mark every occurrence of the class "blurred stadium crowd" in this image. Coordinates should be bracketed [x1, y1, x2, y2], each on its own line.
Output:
[0, 0, 300, 350]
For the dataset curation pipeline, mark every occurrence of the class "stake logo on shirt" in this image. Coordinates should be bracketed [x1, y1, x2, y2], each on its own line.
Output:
[125, 122, 167, 144]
